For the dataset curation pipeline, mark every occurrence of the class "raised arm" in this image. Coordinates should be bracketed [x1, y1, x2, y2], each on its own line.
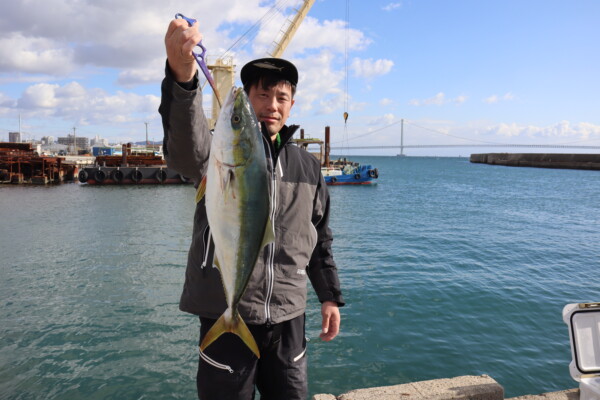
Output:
[158, 18, 212, 180]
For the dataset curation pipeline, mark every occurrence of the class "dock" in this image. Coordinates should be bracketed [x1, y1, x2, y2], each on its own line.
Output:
[0, 142, 78, 184]
[470, 153, 600, 170]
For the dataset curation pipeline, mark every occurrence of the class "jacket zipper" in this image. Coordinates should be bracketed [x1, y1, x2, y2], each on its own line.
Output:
[264, 136, 277, 326]
[199, 349, 233, 373]
[201, 226, 212, 269]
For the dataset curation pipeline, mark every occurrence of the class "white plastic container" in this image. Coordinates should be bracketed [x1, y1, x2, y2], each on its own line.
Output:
[563, 302, 600, 400]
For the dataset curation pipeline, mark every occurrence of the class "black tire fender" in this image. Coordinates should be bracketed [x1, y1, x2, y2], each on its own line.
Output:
[94, 169, 106, 183]
[78, 169, 88, 183]
[156, 169, 168, 183]
[111, 169, 124, 183]
[131, 169, 143, 183]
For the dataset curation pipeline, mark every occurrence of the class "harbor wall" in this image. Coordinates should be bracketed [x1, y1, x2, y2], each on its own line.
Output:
[470, 153, 600, 170]
[312, 375, 578, 400]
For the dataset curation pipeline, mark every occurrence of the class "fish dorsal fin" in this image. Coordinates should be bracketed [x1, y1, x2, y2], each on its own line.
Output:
[261, 217, 275, 249]
[195, 176, 207, 203]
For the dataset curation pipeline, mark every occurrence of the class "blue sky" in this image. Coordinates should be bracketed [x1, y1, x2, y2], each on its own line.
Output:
[1, 0, 599, 156]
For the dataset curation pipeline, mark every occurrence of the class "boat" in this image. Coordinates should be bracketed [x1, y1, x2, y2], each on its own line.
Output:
[293, 127, 379, 186]
[78, 143, 191, 185]
[323, 158, 378, 185]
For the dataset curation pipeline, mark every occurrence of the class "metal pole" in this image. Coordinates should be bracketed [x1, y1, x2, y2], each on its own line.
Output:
[400, 119, 404, 156]
[72, 126, 77, 155]
[145, 122, 149, 149]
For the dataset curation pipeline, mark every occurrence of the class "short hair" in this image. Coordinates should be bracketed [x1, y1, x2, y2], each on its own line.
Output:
[243, 74, 296, 98]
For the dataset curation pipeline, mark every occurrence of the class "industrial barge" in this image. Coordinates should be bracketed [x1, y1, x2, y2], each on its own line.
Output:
[78, 143, 190, 185]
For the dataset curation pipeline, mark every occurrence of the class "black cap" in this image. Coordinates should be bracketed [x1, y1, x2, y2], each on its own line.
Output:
[240, 58, 298, 87]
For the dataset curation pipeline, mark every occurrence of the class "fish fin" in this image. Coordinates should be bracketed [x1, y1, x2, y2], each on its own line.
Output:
[199, 309, 260, 359]
[232, 313, 260, 359]
[223, 170, 236, 200]
[260, 217, 276, 249]
[195, 176, 207, 204]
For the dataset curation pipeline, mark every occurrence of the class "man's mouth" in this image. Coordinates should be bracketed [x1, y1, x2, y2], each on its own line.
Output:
[260, 115, 279, 123]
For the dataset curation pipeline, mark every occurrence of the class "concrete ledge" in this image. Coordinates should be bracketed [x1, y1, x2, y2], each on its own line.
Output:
[509, 388, 579, 400]
[313, 375, 504, 400]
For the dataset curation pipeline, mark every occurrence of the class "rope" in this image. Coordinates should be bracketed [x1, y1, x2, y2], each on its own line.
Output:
[220, 0, 295, 59]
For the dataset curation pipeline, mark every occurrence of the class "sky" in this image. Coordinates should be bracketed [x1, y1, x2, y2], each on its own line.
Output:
[1, 0, 599, 156]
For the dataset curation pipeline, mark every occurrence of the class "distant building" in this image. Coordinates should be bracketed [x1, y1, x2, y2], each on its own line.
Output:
[41, 136, 55, 145]
[90, 135, 109, 147]
[41, 143, 69, 156]
[8, 131, 21, 143]
[57, 134, 89, 149]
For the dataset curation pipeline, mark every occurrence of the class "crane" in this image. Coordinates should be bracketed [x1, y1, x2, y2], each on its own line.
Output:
[207, 0, 315, 127]
[268, 0, 316, 58]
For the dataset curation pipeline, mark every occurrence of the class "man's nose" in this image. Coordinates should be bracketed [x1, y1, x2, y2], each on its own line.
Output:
[266, 96, 278, 111]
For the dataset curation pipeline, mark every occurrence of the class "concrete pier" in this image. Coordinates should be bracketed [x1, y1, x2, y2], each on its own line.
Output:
[470, 153, 600, 170]
[312, 375, 578, 400]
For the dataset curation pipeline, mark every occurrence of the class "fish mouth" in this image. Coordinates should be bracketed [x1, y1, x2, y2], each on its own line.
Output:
[217, 160, 246, 169]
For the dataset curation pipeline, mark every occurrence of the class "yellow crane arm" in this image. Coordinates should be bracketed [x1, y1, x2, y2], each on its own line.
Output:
[268, 0, 316, 58]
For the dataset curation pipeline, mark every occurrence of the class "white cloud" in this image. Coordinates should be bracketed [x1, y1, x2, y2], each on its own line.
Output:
[484, 121, 600, 140]
[382, 3, 403, 12]
[15, 81, 160, 126]
[293, 52, 345, 114]
[350, 58, 394, 79]
[0, 0, 383, 137]
[0, 33, 76, 75]
[454, 95, 468, 104]
[503, 92, 514, 101]
[370, 113, 396, 126]
[484, 92, 514, 104]
[380, 98, 393, 106]
[484, 95, 498, 104]
[410, 92, 467, 106]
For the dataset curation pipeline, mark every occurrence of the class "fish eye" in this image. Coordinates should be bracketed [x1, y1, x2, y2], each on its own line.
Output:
[231, 114, 241, 124]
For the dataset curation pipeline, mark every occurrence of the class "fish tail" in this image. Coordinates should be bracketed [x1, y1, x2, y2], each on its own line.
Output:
[199, 309, 261, 359]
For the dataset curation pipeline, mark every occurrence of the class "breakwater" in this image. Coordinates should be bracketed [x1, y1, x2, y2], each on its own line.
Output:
[470, 153, 600, 170]
[312, 375, 578, 400]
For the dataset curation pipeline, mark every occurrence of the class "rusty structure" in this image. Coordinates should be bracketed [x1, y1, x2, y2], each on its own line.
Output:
[0, 142, 76, 184]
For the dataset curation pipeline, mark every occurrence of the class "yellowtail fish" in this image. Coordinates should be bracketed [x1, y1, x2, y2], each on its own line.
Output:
[195, 87, 274, 358]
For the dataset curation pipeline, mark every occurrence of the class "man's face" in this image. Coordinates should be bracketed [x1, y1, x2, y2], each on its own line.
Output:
[247, 81, 295, 140]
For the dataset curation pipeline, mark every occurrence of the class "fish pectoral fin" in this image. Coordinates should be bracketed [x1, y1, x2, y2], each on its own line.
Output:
[199, 309, 260, 359]
[223, 169, 236, 200]
[260, 217, 276, 249]
[195, 176, 207, 204]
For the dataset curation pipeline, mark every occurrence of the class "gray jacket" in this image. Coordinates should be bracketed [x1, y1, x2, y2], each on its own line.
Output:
[159, 68, 344, 324]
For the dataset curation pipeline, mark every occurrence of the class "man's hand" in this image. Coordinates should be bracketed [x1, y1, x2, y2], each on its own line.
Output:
[320, 301, 340, 341]
[164, 18, 201, 83]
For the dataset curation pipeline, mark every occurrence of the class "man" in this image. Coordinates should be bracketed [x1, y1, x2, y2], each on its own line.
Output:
[160, 17, 344, 400]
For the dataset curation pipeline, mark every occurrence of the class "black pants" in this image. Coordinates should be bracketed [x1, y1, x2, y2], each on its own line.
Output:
[197, 314, 307, 400]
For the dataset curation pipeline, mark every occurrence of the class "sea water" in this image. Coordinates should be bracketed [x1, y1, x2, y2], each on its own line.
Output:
[1, 156, 599, 399]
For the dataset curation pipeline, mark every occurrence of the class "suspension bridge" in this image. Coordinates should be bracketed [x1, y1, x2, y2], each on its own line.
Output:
[330, 144, 600, 151]
[329, 119, 600, 153]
